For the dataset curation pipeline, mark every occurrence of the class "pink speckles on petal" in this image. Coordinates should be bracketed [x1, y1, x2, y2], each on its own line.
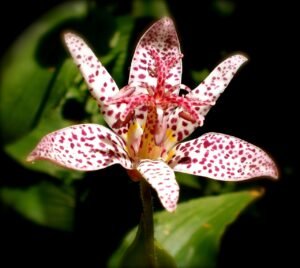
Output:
[162, 108, 198, 153]
[137, 159, 179, 212]
[27, 18, 277, 217]
[170, 132, 278, 181]
[64, 32, 119, 101]
[129, 17, 182, 92]
[64, 32, 132, 135]
[163, 54, 248, 150]
[27, 124, 133, 171]
[189, 54, 248, 118]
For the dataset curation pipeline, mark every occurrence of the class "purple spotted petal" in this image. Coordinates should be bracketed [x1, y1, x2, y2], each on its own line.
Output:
[64, 33, 133, 136]
[189, 54, 248, 117]
[27, 124, 133, 171]
[137, 159, 179, 212]
[164, 108, 197, 148]
[169, 132, 278, 180]
[129, 17, 182, 92]
[163, 55, 248, 150]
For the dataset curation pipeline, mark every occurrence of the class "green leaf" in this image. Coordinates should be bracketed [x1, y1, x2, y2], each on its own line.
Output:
[120, 221, 177, 268]
[213, 0, 236, 16]
[4, 59, 84, 180]
[132, 0, 170, 18]
[0, 1, 88, 144]
[191, 69, 210, 83]
[108, 190, 262, 268]
[0, 180, 76, 231]
[0, 4, 136, 180]
[111, 16, 135, 84]
[176, 172, 202, 190]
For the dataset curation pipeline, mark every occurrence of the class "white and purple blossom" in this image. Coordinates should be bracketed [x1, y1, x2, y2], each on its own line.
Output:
[27, 18, 278, 212]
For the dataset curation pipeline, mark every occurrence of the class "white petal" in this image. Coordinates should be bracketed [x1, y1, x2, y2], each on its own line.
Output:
[27, 124, 133, 171]
[129, 18, 182, 92]
[137, 159, 179, 212]
[64, 32, 137, 138]
[169, 132, 278, 180]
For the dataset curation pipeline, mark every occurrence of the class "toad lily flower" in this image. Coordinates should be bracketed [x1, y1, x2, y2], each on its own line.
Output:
[27, 18, 278, 212]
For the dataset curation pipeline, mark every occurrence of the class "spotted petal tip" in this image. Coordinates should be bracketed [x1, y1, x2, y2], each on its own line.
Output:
[64, 32, 131, 132]
[26, 124, 132, 171]
[170, 132, 278, 181]
[129, 17, 182, 90]
[26, 153, 36, 163]
[190, 54, 248, 118]
[137, 159, 179, 212]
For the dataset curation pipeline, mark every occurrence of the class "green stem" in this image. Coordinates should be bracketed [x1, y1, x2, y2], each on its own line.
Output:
[140, 179, 156, 267]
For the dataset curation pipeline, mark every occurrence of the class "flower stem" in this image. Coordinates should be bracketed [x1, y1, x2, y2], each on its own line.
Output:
[140, 179, 156, 267]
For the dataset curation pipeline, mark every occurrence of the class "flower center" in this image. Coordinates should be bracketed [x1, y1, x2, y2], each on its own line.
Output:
[107, 51, 212, 126]
[106, 51, 215, 156]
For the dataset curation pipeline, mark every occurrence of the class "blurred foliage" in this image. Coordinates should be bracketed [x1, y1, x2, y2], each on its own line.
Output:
[212, 0, 236, 16]
[109, 190, 262, 268]
[0, 180, 75, 231]
[0, 1, 88, 144]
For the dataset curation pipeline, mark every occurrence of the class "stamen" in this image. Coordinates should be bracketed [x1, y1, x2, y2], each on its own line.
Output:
[107, 49, 211, 132]
[120, 95, 151, 121]
[178, 111, 197, 123]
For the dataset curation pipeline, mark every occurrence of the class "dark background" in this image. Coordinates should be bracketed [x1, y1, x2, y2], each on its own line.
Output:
[0, 0, 297, 267]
